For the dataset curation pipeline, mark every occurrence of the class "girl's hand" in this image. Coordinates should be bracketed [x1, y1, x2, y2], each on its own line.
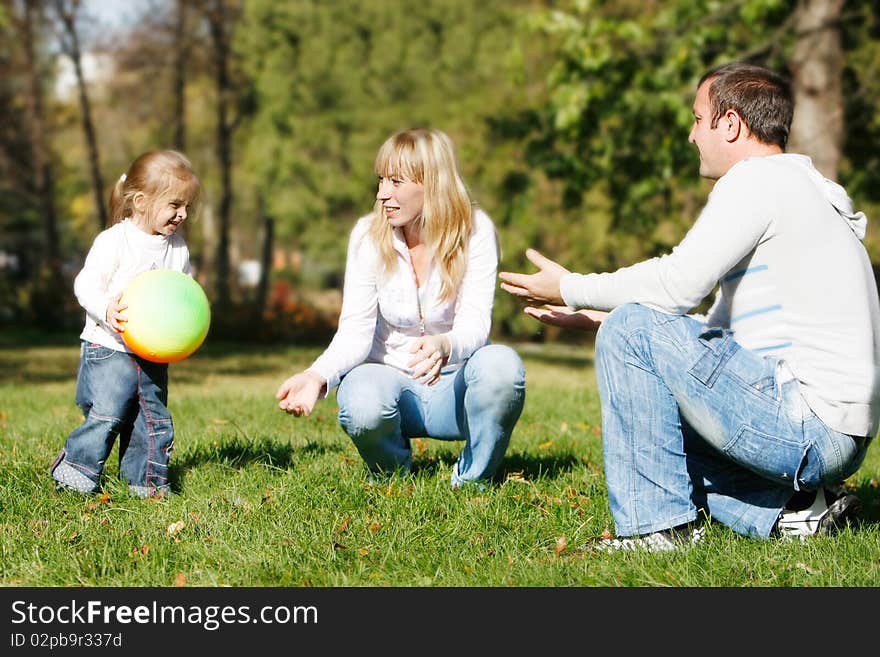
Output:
[106, 298, 128, 333]
[408, 334, 451, 385]
[276, 370, 326, 417]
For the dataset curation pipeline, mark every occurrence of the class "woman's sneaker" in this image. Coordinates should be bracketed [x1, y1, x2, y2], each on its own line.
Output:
[773, 486, 861, 539]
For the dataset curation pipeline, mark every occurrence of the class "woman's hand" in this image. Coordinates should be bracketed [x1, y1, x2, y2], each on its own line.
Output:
[276, 370, 327, 417]
[106, 298, 128, 333]
[408, 334, 451, 385]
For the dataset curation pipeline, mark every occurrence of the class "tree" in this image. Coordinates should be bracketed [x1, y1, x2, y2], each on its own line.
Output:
[22, 0, 63, 305]
[200, 0, 243, 320]
[53, 0, 107, 230]
[172, 0, 188, 152]
[787, 0, 845, 180]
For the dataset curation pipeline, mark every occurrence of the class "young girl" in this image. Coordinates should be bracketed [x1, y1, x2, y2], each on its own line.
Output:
[50, 149, 201, 498]
[276, 128, 526, 488]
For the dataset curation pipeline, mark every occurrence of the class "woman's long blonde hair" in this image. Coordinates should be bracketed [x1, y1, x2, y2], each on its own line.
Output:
[369, 128, 473, 303]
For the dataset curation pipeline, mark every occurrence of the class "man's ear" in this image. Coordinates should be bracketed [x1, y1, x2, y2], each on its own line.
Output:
[724, 110, 743, 143]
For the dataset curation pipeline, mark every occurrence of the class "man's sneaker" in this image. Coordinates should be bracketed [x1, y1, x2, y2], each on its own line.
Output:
[774, 486, 861, 539]
[591, 523, 705, 554]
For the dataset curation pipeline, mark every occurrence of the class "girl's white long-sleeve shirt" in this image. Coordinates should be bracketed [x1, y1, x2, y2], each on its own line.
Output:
[308, 208, 498, 393]
[560, 154, 880, 438]
[74, 219, 191, 352]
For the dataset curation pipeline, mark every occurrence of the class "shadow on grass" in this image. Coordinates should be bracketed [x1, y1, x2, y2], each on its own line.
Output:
[519, 350, 595, 370]
[852, 481, 880, 525]
[0, 360, 78, 385]
[407, 449, 583, 484]
[498, 452, 584, 481]
[0, 335, 322, 386]
[168, 436, 345, 491]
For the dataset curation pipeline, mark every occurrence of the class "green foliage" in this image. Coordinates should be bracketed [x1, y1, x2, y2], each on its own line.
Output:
[237, 0, 537, 272]
[505, 0, 796, 246]
[2, 338, 879, 586]
[7, 0, 880, 340]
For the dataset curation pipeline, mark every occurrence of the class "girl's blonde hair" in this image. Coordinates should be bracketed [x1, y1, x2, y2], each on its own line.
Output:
[369, 128, 473, 303]
[109, 150, 201, 225]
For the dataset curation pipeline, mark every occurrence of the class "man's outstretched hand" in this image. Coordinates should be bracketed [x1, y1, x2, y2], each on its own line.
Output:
[499, 249, 569, 306]
[524, 305, 607, 331]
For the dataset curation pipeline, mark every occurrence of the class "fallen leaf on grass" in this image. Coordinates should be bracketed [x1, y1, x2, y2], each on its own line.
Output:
[167, 520, 186, 536]
[368, 522, 381, 533]
[796, 563, 820, 576]
[335, 516, 350, 535]
[555, 535, 567, 556]
[538, 440, 553, 450]
[357, 548, 369, 556]
[174, 573, 187, 587]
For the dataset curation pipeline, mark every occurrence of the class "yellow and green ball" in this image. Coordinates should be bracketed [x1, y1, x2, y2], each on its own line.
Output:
[120, 269, 211, 363]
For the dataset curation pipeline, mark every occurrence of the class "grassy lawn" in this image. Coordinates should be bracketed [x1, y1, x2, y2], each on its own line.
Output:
[1, 333, 879, 587]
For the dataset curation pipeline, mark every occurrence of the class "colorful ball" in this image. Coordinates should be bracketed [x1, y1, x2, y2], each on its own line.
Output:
[120, 269, 211, 363]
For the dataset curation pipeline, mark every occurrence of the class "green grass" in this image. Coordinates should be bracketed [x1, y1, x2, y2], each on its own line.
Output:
[1, 335, 879, 587]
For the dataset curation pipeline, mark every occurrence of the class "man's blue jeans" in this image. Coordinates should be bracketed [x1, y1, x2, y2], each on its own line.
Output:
[595, 304, 869, 538]
[50, 342, 173, 497]
[336, 344, 526, 487]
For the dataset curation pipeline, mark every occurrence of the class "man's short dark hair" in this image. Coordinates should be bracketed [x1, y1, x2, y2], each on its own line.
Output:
[699, 62, 793, 149]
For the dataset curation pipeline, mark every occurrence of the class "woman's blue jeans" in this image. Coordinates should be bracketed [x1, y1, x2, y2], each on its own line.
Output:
[595, 303, 869, 538]
[50, 342, 174, 497]
[336, 344, 526, 487]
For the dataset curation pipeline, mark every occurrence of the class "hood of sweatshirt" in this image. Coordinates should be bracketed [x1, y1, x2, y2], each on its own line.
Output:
[772, 153, 867, 240]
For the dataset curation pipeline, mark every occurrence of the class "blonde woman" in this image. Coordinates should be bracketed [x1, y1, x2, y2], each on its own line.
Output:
[277, 128, 525, 488]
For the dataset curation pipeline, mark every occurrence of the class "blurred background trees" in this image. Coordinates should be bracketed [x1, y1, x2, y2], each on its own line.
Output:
[1, 0, 878, 343]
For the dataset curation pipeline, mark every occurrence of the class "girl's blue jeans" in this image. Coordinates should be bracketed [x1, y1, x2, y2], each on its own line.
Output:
[336, 344, 526, 487]
[595, 303, 869, 538]
[50, 342, 174, 497]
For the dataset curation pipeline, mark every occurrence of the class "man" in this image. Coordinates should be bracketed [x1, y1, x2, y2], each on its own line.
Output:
[500, 62, 879, 552]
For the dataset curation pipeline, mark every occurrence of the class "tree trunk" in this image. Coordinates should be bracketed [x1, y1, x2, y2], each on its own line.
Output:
[787, 0, 845, 180]
[173, 0, 187, 152]
[255, 195, 273, 324]
[55, 0, 107, 229]
[206, 0, 233, 316]
[22, 0, 62, 289]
